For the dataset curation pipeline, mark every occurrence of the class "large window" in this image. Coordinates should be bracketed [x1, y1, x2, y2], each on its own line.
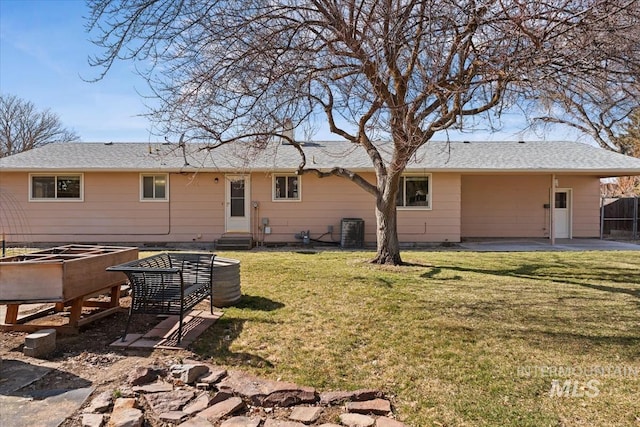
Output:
[141, 174, 168, 201]
[396, 175, 431, 208]
[30, 174, 82, 201]
[273, 175, 300, 201]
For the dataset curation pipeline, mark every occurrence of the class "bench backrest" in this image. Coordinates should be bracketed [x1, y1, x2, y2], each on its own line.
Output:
[135, 253, 172, 269]
[168, 253, 214, 285]
[107, 252, 215, 289]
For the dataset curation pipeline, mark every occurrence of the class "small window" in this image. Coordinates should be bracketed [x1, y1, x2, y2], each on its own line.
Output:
[30, 174, 82, 201]
[273, 175, 300, 201]
[141, 174, 168, 201]
[555, 192, 567, 209]
[397, 175, 431, 208]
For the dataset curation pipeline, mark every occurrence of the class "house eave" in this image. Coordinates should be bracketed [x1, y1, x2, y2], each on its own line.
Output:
[1, 167, 638, 177]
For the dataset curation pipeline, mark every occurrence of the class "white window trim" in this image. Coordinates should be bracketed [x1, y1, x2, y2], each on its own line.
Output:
[272, 174, 302, 202]
[140, 173, 169, 202]
[29, 173, 84, 202]
[397, 174, 432, 210]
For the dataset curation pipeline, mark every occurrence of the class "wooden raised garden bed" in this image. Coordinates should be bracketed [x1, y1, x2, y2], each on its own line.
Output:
[0, 244, 138, 333]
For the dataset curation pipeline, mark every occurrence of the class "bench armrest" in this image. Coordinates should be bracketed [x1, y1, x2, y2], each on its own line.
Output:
[106, 265, 180, 274]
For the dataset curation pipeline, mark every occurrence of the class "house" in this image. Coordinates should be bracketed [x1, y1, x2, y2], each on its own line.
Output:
[1, 140, 640, 248]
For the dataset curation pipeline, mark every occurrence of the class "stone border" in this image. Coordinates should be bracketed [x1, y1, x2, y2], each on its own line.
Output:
[80, 360, 409, 427]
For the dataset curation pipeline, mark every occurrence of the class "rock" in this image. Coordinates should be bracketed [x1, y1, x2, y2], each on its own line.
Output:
[220, 416, 262, 427]
[177, 417, 215, 427]
[375, 416, 408, 427]
[218, 370, 317, 407]
[159, 410, 188, 423]
[144, 389, 195, 414]
[84, 391, 113, 413]
[171, 364, 211, 384]
[127, 366, 160, 386]
[197, 396, 245, 422]
[183, 392, 210, 415]
[82, 413, 105, 427]
[317, 424, 342, 427]
[112, 398, 137, 411]
[210, 390, 235, 405]
[108, 407, 143, 427]
[352, 390, 384, 402]
[339, 413, 376, 427]
[132, 381, 174, 393]
[319, 391, 355, 406]
[263, 420, 307, 427]
[288, 406, 323, 424]
[346, 399, 392, 416]
[263, 385, 317, 407]
[216, 370, 276, 404]
[198, 366, 228, 384]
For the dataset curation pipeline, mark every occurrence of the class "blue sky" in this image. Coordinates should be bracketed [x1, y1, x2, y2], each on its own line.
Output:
[1, 0, 155, 142]
[0, 0, 583, 143]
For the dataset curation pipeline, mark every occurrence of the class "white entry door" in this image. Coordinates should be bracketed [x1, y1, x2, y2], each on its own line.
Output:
[225, 175, 251, 232]
[554, 189, 572, 239]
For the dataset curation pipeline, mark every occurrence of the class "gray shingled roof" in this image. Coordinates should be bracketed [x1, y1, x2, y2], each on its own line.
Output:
[1, 140, 639, 176]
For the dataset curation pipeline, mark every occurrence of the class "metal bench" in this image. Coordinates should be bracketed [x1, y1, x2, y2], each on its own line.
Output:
[107, 252, 215, 343]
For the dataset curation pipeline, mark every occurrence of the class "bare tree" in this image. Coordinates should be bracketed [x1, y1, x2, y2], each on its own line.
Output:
[530, 2, 640, 153]
[605, 108, 640, 195]
[87, 0, 640, 264]
[0, 94, 80, 158]
[614, 108, 640, 158]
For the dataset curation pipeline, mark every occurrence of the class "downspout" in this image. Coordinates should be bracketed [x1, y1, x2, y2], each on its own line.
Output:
[634, 196, 639, 240]
[550, 174, 556, 246]
[600, 196, 605, 240]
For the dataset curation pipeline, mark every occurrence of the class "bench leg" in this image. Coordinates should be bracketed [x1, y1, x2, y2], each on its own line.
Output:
[121, 307, 134, 342]
[177, 311, 184, 344]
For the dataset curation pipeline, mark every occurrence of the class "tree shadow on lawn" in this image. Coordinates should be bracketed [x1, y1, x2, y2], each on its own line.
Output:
[434, 323, 640, 356]
[421, 263, 640, 301]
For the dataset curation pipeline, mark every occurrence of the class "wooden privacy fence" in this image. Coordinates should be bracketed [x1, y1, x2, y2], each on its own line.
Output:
[601, 197, 639, 239]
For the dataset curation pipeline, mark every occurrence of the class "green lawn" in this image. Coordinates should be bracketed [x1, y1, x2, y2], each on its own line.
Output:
[188, 250, 640, 426]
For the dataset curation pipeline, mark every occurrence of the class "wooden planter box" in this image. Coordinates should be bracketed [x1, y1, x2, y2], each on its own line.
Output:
[0, 244, 138, 333]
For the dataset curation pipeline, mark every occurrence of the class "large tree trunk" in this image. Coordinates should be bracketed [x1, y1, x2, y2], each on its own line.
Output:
[371, 176, 402, 265]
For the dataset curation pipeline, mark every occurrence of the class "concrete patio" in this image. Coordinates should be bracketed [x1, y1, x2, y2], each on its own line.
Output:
[458, 238, 639, 252]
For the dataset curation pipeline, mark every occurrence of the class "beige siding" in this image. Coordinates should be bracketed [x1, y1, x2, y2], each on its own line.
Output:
[0, 172, 224, 244]
[461, 174, 601, 238]
[249, 172, 460, 245]
[556, 175, 601, 237]
[397, 173, 461, 243]
[461, 175, 551, 238]
[250, 173, 376, 244]
[0, 169, 600, 245]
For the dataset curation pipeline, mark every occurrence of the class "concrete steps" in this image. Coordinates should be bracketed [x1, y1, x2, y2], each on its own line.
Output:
[215, 234, 253, 250]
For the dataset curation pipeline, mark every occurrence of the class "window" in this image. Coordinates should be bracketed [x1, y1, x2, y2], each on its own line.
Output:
[30, 174, 82, 201]
[273, 175, 300, 201]
[555, 192, 567, 209]
[141, 174, 168, 201]
[396, 175, 431, 208]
